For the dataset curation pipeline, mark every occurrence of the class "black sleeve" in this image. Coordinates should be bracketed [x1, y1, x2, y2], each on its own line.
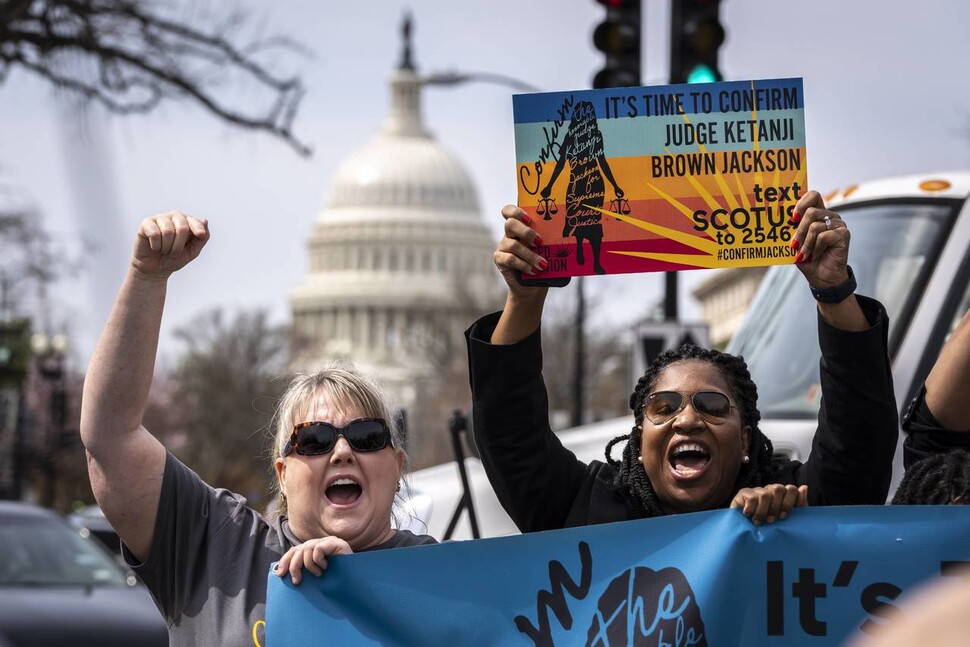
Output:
[801, 295, 898, 505]
[466, 312, 589, 533]
[902, 384, 970, 469]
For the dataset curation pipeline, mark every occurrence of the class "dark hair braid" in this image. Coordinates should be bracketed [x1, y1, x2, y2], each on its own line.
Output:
[606, 343, 784, 516]
[892, 449, 970, 505]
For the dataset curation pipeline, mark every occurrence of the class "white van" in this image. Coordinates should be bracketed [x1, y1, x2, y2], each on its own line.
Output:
[406, 170, 970, 541]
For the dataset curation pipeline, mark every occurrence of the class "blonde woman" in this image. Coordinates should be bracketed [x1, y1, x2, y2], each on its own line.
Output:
[80, 212, 434, 646]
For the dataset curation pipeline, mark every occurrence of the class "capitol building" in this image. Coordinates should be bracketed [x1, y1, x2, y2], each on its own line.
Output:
[289, 32, 502, 466]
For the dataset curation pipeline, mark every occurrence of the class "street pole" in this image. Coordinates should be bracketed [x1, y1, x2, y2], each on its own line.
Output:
[665, 272, 679, 320]
[571, 278, 585, 427]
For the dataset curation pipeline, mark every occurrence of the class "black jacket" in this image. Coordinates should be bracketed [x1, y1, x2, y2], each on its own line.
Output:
[902, 384, 970, 469]
[465, 295, 897, 533]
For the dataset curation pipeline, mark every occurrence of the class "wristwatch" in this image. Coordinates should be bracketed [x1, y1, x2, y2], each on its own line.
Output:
[810, 265, 856, 303]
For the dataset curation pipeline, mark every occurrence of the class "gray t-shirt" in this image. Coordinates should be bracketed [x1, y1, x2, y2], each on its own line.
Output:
[124, 451, 436, 646]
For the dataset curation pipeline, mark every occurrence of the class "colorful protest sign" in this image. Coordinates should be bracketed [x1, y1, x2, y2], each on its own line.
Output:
[266, 506, 970, 646]
[513, 78, 807, 280]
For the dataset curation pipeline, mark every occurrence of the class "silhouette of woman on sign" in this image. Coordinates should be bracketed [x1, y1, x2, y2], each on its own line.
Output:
[539, 100, 624, 275]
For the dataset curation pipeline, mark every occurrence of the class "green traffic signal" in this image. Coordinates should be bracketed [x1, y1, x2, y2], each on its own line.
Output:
[669, 0, 725, 85]
[687, 64, 721, 84]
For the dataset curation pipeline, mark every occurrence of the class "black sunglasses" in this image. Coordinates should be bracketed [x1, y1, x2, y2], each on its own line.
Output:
[282, 418, 392, 457]
[644, 391, 735, 424]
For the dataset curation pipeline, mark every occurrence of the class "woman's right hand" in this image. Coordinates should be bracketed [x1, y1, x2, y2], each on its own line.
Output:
[131, 211, 209, 280]
[494, 205, 549, 300]
[275, 537, 354, 586]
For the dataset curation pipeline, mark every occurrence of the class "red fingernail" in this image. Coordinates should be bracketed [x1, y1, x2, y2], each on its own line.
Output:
[533, 234, 543, 247]
[537, 258, 548, 270]
[791, 211, 801, 224]
[521, 214, 532, 226]
[794, 251, 804, 264]
[791, 238, 800, 250]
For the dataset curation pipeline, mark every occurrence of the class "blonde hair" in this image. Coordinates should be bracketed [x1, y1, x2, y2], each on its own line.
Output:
[269, 363, 407, 517]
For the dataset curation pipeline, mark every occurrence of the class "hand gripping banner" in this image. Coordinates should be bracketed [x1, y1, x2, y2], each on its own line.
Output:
[266, 506, 970, 646]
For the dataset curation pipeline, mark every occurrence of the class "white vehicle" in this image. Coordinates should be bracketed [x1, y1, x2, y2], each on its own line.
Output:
[407, 170, 970, 541]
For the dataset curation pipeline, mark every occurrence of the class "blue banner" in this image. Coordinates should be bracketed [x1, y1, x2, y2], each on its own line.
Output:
[266, 506, 970, 646]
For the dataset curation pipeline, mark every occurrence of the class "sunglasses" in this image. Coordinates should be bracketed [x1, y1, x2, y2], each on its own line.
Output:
[644, 391, 736, 425]
[282, 418, 392, 457]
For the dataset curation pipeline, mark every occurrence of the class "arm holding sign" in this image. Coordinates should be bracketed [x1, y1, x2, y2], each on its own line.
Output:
[464, 205, 595, 532]
[491, 205, 548, 343]
[790, 191, 868, 332]
[788, 191, 897, 506]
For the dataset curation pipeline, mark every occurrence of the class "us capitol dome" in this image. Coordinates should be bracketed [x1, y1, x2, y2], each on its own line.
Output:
[289, 23, 502, 455]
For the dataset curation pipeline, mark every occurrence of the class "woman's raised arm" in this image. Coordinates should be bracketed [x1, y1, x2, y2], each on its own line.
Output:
[80, 212, 209, 562]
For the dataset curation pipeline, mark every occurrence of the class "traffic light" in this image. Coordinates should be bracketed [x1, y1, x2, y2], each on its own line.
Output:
[669, 0, 725, 84]
[591, 0, 641, 89]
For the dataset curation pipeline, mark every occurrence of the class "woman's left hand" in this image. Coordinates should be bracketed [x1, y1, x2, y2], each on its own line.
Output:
[275, 537, 353, 585]
[731, 484, 808, 526]
[791, 191, 850, 290]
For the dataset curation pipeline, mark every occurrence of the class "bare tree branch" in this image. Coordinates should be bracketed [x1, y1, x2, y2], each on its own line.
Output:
[0, 0, 312, 155]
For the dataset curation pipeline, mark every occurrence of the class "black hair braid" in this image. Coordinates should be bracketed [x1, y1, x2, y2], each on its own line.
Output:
[606, 427, 665, 517]
[892, 449, 970, 505]
[606, 343, 785, 516]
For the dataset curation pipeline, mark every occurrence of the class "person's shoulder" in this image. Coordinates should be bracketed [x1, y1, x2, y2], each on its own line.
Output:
[588, 459, 616, 479]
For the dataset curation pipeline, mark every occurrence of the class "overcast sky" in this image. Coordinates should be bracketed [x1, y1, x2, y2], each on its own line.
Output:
[2, 0, 969, 368]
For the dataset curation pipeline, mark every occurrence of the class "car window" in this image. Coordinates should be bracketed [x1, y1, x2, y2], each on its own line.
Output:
[728, 201, 957, 418]
[947, 296, 970, 339]
[0, 517, 128, 586]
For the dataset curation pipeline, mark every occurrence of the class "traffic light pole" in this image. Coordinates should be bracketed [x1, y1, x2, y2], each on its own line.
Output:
[571, 278, 585, 428]
[666, 0, 724, 319]
[582, 0, 643, 427]
[664, 272, 679, 320]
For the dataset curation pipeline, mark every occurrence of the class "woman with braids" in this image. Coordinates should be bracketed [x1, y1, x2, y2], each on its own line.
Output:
[892, 307, 970, 505]
[465, 190, 898, 530]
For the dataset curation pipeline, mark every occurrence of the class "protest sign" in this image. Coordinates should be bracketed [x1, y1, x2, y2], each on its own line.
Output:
[513, 78, 806, 281]
[266, 506, 970, 646]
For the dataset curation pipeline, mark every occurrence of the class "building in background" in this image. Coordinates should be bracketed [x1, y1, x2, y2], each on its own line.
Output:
[289, 30, 502, 467]
[691, 267, 768, 348]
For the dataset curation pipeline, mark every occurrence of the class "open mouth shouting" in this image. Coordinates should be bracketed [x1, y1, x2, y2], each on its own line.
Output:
[667, 441, 712, 480]
[325, 475, 363, 506]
